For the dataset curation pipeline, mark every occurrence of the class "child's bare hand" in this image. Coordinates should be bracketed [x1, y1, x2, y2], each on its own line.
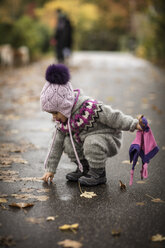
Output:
[41, 172, 54, 183]
[136, 115, 143, 131]
[136, 123, 143, 131]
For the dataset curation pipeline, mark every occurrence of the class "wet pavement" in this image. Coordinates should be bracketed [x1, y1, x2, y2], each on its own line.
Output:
[0, 52, 165, 248]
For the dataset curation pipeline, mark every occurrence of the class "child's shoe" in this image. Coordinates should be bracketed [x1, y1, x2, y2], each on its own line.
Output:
[78, 167, 107, 186]
[66, 159, 89, 182]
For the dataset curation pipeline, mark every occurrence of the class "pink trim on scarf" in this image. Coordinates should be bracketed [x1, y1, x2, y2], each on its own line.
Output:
[68, 117, 83, 172]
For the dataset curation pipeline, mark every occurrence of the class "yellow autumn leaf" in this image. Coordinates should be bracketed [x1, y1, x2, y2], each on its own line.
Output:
[151, 198, 165, 203]
[59, 223, 79, 231]
[46, 216, 55, 221]
[58, 239, 82, 248]
[80, 191, 97, 199]
[0, 198, 7, 203]
[78, 182, 97, 199]
[151, 234, 165, 242]
[121, 160, 130, 164]
[136, 181, 146, 184]
[136, 202, 145, 206]
[146, 194, 165, 203]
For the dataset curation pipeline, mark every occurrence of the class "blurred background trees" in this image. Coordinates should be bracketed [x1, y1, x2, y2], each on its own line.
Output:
[0, 0, 164, 64]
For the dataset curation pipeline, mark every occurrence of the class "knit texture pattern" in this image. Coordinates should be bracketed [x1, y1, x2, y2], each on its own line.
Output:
[44, 90, 139, 173]
[40, 81, 74, 118]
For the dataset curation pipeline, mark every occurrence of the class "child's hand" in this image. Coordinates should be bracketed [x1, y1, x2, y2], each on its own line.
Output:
[41, 172, 54, 183]
[136, 122, 143, 131]
[136, 115, 143, 131]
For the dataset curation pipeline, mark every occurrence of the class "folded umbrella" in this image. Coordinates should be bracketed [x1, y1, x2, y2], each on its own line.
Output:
[129, 116, 159, 185]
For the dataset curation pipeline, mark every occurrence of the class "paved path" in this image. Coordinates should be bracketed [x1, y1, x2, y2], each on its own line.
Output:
[0, 52, 165, 248]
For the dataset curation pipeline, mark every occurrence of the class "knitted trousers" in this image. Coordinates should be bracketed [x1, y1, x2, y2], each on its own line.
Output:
[64, 133, 122, 169]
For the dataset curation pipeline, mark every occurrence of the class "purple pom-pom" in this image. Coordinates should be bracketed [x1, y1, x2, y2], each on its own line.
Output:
[45, 64, 70, 84]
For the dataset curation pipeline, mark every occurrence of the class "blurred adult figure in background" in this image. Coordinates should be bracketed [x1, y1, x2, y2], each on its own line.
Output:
[53, 9, 73, 64]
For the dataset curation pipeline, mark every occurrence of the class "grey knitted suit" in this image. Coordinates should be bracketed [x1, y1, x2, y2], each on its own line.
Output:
[45, 90, 138, 173]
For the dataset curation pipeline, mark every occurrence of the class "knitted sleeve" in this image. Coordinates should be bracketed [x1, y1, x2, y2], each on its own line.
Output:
[45, 130, 65, 173]
[99, 104, 138, 132]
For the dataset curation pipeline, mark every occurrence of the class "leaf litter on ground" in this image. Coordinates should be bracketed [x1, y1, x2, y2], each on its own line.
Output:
[46, 216, 57, 221]
[146, 194, 165, 203]
[136, 202, 145, 206]
[78, 182, 97, 199]
[151, 234, 165, 242]
[0, 235, 16, 247]
[11, 193, 49, 202]
[9, 202, 34, 209]
[59, 224, 79, 233]
[111, 229, 121, 237]
[25, 217, 45, 224]
[119, 180, 126, 191]
[0, 198, 7, 203]
[122, 160, 139, 165]
[58, 239, 82, 248]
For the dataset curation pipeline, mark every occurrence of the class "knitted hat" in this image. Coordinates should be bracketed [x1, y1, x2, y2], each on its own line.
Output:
[40, 64, 75, 118]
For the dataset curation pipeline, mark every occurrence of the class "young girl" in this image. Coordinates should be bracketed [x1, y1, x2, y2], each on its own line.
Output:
[41, 64, 142, 186]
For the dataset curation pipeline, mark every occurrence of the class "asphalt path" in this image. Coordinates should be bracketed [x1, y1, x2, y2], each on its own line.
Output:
[0, 52, 165, 248]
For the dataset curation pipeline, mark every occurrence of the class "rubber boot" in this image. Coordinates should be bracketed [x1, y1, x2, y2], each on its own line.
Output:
[66, 159, 89, 182]
[78, 167, 107, 186]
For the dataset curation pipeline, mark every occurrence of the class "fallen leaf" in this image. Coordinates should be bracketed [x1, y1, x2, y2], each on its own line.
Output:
[0, 235, 16, 247]
[136, 181, 146, 184]
[152, 105, 162, 115]
[20, 177, 43, 182]
[59, 223, 79, 233]
[46, 216, 56, 221]
[162, 146, 165, 150]
[0, 198, 7, 203]
[0, 194, 8, 197]
[9, 202, 34, 209]
[151, 198, 165, 203]
[151, 234, 165, 242]
[80, 191, 97, 199]
[121, 160, 130, 164]
[37, 189, 50, 193]
[119, 180, 126, 190]
[20, 188, 35, 193]
[0, 204, 8, 210]
[0, 142, 37, 154]
[111, 229, 121, 236]
[0, 156, 28, 165]
[25, 217, 45, 224]
[35, 195, 49, 201]
[136, 202, 145, 206]
[11, 193, 49, 202]
[0, 170, 18, 175]
[122, 160, 139, 165]
[58, 239, 82, 248]
[0, 164, 11, 168]
[146, 194, 165, 203]
[78, 182, 97, 199]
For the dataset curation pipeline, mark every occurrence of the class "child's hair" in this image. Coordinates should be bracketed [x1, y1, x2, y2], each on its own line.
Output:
[40, 64, 75, 118]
